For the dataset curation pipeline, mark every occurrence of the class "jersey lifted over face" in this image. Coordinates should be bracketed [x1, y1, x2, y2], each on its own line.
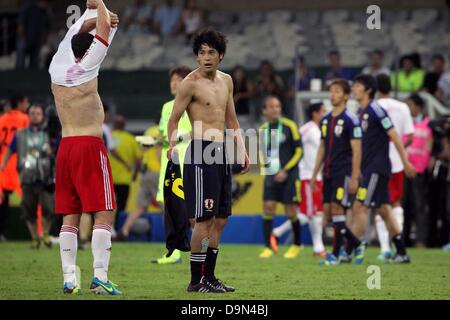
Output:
[49, 9, 117, 87]
[320, 109, 362, 179]
[359, 101, 394, 178]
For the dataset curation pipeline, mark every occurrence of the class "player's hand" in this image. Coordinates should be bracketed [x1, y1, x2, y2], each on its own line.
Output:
[86, 0, 98, 9]
[274, 169, 288, 183]
[168, 146, 179, 163]
[348, 176, 359, 195]
[110, 12, 119, 28]
[240, 153, 250, 175]
[404, 161, 416, 178]
[311, 177, 317, 192]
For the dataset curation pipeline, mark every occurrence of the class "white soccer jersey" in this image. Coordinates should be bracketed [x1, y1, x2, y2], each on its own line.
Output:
[49, 9, 117, 87]
[299, 121, 322, 181]
[377, 98, 414, 173]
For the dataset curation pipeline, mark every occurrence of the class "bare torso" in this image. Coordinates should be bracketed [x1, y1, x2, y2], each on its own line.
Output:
[51, 78, 104, 138]
[186, 69, 231, 142]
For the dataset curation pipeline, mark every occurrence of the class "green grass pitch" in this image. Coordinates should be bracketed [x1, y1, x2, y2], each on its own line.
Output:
[1, 242, 450, 300]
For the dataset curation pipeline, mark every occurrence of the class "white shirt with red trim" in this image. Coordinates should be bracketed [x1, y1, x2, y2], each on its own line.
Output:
[299, 121, 322, 181]
[377, 98, 414, 174]
[49, 9, 117, 87]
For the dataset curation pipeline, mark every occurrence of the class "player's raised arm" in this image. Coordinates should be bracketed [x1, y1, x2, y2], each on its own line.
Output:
[95, 0, 111, 42]
[167, 79, 194, 160]
[225, 75, 249, 174]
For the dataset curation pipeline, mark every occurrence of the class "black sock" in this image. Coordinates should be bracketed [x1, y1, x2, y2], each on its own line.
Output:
[332, 221, 346, 257]
[263, 216, 273, 248]
[190, 253, 206, 285]
[392, 234, 407, 255]
[204, 247, 218, 282]
[344, 227, 361, 255]
[290, 218, 301, 246]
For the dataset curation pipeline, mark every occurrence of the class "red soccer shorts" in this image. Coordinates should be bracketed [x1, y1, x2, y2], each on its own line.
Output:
[299, 180, 323, 218]
[55, 136, 116, 215]
[388, 171, 404, 204]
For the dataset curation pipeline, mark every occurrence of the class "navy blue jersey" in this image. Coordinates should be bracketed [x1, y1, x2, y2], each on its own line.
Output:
[359, 101, 394, 178]
[320, 109, 362, 179]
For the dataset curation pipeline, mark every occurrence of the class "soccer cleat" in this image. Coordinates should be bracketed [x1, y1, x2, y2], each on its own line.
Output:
[43, 235, 52, 249]
[390, 254, 411, 264]
[313, 251, 327, 258]
[353, 242, 366, 265]
[269, 233, 279, 254]
[442, 243, 450, 251]
[90, 277, 122, 295]
[377, 251, 392, 261]
[259, 247, 274, 258]
[152, 250, 182, 264]
[63, 282, 81, 295]
[187, 277, 226, 293]
[320, 253, 339, 266]
[212, 278, 236, 292]
[283, 244, 301, 259]
[30, 239, 41, 250]
[338, 249, 352, 263]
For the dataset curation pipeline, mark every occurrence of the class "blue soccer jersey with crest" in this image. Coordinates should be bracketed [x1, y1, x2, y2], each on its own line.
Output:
[359, 101, 394, 178]
[320, 109, 362, 179]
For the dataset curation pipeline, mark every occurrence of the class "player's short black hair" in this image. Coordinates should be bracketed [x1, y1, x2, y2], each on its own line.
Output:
[376, 74, 391, 95]
[169, 66, 192, 79]
[371, 49, 384, 57]
[71, 33, 94, 60]
[354, 74, 377, 99]
[192, 27, 227, 58]
[329, 78, 351, 95]
[408, 94, 425, 109]
[262, 95, 282, 109]
[10, 93, 27, 110]
[307, 102, 324, 120]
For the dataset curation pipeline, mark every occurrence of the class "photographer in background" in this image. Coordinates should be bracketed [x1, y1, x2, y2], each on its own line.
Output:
[1, 104, 55, 249]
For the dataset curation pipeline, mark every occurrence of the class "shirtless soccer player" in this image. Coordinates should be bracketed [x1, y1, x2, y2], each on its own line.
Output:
[49, 0, 121, 295]
[168, 28, 250, 293]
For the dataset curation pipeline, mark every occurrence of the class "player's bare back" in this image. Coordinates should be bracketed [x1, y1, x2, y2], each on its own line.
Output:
[185, 69, 232, 142]
[52, 79, 104, 138]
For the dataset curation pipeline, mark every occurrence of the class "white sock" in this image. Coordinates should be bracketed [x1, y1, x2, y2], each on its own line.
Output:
[273, 219, 292, 238]
[310, 213, 325, 253]
[60, 225, 79, 285]
[392, 207, 404, 233]
[375, 215, 390, 253]
[92, 224, 112, 283]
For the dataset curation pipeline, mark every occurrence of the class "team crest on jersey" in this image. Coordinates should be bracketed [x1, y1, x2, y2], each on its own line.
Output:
[334, 125, 343, 137]
[337, 119, 344, 125]
[205, 199, 214, 211]
[362, 120, 368, 132]
[363, 113, 369, 120]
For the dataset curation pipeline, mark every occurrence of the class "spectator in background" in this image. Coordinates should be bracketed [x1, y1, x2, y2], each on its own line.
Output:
[323, 50, 353, 85]
[423, 54, 445, 96]
[16, 0, 51, 70]
[123, 0, 152, 34]
[288, 56, 314, 97]
[109, 115, 142, 230]
[179, 0, 204, 41]
[0, 94, 30, 242]
[437, 55, 450, 106]
[0, 99, 11, 115]
[119, 126, 161, 241]
[232, 66, 255, 116]
[362, 49, 391, 77]
[153, 0, 182, 39]
[403, 94, 433, 247]
[1, 104, 55, 249]
[391, 54, 425, 93]
[256, 60, 285, 102]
